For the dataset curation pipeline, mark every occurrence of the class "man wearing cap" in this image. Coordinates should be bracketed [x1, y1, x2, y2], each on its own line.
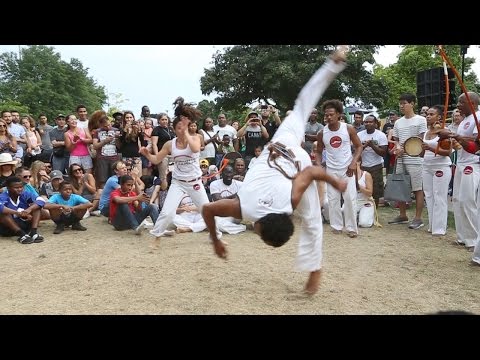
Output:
[237, 112, 269, 166]
[39, 170, 64, 199]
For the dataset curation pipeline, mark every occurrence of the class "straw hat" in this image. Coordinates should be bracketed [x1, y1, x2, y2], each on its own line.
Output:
[0, 153, 17, 166]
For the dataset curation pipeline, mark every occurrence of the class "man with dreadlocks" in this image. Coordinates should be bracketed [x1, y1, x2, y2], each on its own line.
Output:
[140, 97, 221, 246]
[201, 46, 349, 295]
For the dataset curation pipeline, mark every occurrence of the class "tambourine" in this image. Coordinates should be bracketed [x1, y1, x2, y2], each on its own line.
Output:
[403, 136, 424, 157]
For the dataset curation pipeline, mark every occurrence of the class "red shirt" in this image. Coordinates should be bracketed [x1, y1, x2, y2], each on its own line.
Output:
[109, 188, 137, 221]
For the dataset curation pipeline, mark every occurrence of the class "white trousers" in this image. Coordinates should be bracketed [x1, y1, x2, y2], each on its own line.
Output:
[151, 178, 220, 238]
[452, 163, 480, 247]
[422, 165, 451, 235]
[326, 167, 358, 233]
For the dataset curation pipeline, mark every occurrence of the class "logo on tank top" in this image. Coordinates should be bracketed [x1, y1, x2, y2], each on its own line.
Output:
[330, 136, 342, 148]
[193, 184, 201, 191]
[464, 121, 471, 130]
[435, 171, 443, 177]
[464, 166, 473, 175]
[174, 155, 197, 173]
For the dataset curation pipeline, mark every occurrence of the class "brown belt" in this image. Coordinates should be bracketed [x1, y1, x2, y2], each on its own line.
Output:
[174, 177, 201, 183]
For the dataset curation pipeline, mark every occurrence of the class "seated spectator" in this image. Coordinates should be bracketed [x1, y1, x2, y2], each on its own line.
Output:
[98, 160, 128, 217]
[68, 163, 102, 216]
[0, 153, 17, 190]
[109, 175, 159, 234]
[233, 157, 246, 182]
[39, 170, 64, 199]
[44, 181, 92, 234]
[209, 165, 246, 234]
[351, 162, 376, 228]
[0, 176, 46, 244]
[173, 191, 207, 234]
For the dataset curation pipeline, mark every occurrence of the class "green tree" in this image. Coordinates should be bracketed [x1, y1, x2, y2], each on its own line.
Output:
[373, 45, 480, 114]
[200, 45, 388, 113]
[0, 100, 29, 115]
[0, 45, 107, 120]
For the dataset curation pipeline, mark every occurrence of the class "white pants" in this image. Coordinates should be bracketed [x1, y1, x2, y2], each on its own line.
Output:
[173, 212, 206, 233]
[422, 165, 451, 235]
[452, 163, 480, 247]
[151, 178, 221, 238]
[326, 167, 358, 233]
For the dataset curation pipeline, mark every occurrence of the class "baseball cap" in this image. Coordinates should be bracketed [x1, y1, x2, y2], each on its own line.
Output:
[50, 170, 64, 180]
[248, 111, 260, 118]
[200, 159, 210, 167]
[388, 110, 397, 116]
[56, 114, 66, 120]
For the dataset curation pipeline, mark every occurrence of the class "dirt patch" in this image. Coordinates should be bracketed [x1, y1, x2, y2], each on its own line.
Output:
[0, 205, 478, 314]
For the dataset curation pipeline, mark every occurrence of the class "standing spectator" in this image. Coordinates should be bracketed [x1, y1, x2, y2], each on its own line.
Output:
[237, 112, 269, 165]
[352, 110, 365, 133]
[388, 93, 427, 229]
[64, 114, 93, 174]
[382, 110, 399, 175]
[49, 115, 69, 174]
[259, 104, 282, 140]
[118, 111, 143, 175]
[151, 113, 175, 190]
[76, 104, 89, 129]
[357, 115, 388, 207]
[36, 113, 53, 161]
[2, 111, 26, 162]
[213, 114, 238, 152]
[139, 105, 158, 128]
[303, 108, 324, 155]
[92, 112, 121, 189]
[0, 118, 18, 160]
[199, 117, 218, 166]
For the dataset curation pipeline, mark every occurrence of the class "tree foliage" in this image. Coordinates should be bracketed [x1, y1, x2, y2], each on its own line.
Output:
[373, 45, 480, 114]
[200, 45, 387, 113]
[0, 45, 107, 120]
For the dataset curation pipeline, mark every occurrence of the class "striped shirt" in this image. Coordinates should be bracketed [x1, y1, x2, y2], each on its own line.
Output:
[393, 115, 427, 165]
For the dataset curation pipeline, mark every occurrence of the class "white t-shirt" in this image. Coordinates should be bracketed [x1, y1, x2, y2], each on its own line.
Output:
[210, 179, 242, 198]
[456, 111, 480, 165]
[393, 115, 427, 165]
[357, 129, 388, 167]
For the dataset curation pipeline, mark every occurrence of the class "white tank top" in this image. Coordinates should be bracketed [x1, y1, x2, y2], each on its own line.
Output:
[323, 122, 353, 169]
[422, 133, 451, 167]
[171, 138, 202, 181]
[357, 170, 369, 202]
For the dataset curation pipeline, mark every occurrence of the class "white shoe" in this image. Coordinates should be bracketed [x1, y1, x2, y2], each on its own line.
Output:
[83, 210, 90, 219]
[134, 223, 146, 235]
[90, 210, 101, 216]
[163, 230, 175, 237]
[142, 219, 154, 228]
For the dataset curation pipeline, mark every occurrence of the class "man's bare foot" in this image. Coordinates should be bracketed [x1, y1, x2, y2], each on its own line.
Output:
[176, 227, 192, 234]
[304, 270, 322, 295]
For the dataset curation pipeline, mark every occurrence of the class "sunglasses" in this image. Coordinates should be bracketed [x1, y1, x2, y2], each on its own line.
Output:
[73, 168, 83, 172]
[0, 124, 6, 127]
[23, 175, 31, 179]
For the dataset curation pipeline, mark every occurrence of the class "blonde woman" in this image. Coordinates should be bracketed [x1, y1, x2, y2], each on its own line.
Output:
[29, 160, 50, 193]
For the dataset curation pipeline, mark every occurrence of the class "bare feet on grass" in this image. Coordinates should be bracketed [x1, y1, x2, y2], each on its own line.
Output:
[304, 270, 322, 295]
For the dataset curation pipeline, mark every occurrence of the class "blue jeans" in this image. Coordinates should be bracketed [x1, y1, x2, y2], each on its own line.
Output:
[112, 203, 159, 230]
